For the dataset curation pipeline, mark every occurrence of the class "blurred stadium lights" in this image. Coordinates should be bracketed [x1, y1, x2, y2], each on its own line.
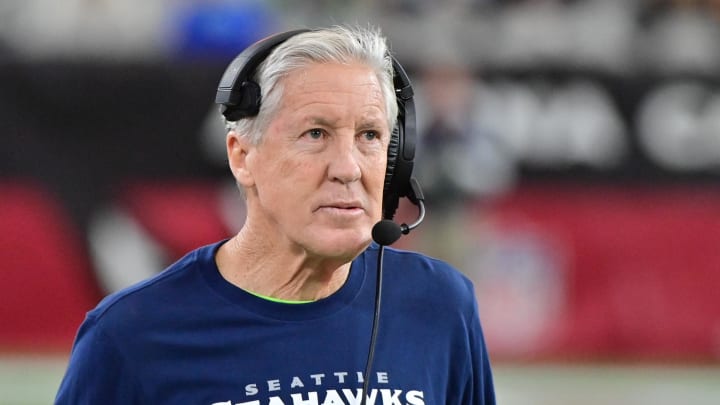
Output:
[473, 79, 628, 169]
[638, 81, 720, 172]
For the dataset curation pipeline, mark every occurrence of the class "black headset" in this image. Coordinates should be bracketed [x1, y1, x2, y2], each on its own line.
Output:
[215, 29, 417, 221]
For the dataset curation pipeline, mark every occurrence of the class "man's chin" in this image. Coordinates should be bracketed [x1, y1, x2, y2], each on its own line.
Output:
[306, 230, 372, 259]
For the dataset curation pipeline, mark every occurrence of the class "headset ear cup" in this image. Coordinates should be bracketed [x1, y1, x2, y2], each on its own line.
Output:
[383, 125, 401, 220]
[216, 30, 308, 120]
[220, 81, 261, 121]
[382, 55, 417, 220]
[220, 105, 245, 122]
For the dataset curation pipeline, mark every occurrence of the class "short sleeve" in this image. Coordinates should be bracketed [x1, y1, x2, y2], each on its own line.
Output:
[55, 315, 142, 404]
[464, 281, 497, 405]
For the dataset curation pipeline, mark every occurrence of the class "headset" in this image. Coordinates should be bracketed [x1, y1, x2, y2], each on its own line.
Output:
[214, 28, 420, 222]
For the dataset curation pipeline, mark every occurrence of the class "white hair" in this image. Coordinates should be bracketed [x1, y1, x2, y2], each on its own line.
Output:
[224, 25, 399, 144]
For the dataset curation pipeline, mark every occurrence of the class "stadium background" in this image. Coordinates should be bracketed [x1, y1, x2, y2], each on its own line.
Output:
[1, 0, 720, 403]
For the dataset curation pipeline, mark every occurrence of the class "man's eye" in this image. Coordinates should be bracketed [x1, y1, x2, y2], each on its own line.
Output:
[306, 128, 324, 139]
[362, 131, 378, 141]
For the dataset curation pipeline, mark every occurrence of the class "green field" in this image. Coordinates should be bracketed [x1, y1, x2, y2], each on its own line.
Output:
[2, 356, 719, 404]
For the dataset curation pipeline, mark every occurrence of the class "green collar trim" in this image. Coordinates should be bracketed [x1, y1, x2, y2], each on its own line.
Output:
[245, 290, 314, 304]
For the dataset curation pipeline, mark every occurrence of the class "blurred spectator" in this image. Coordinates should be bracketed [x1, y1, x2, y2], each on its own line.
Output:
[639, 0, 720, 74]
[0, 0, 280, 62]
[0, 0, 170, 61]
[650, 0, 720, 19]
[412, 57, 515, 265]
[371, 0, 494, 15]
[414, 63, 515, 210]
[168, 0, 280, 61]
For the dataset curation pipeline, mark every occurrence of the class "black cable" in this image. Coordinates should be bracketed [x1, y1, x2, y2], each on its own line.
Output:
[360, 244, 385, 405]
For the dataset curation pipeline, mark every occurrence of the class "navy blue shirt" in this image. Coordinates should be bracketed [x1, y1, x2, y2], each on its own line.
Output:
[56, 241, 495, 404]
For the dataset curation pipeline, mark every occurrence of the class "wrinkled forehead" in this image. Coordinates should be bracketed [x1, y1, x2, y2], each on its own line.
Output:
[279, 62, 388, 115]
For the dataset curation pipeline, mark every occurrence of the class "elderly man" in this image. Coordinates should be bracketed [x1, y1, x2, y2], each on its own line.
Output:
[56, 25, 495, 405]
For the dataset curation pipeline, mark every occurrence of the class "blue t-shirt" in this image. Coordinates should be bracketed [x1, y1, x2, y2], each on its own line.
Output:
[56, 241, 495, 404]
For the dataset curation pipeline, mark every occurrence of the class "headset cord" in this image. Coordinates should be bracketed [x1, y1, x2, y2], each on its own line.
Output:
[360, 245, 385, 405]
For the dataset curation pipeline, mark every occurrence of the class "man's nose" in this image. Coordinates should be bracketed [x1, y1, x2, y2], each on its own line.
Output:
[327, 135, 362, 184]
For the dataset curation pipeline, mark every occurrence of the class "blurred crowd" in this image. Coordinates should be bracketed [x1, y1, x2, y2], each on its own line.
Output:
[3, 0, 720, 266]
[2, 0, 720, 362]
[1, 0, 720, 73]
[3, 0, 720, 240]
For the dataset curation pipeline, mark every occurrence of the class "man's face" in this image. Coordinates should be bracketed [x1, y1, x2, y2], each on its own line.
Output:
[230, 61, 390, 260]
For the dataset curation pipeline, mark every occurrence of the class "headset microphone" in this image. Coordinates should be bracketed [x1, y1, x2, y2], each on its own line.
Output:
[371, 177, 426, 246]
[371, 221, 402, 246]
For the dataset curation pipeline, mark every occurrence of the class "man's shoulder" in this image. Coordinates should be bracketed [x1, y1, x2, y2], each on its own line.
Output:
[378, 244, 471, 279]
[365, 245, 476, 303]
[88, 242, 217, 328]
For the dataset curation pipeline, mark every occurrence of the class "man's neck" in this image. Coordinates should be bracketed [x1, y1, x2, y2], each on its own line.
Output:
[214, 234, 352, 302]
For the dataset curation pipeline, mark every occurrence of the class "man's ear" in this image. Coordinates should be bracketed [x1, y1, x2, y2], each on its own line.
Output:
[227, 131, 255, 187]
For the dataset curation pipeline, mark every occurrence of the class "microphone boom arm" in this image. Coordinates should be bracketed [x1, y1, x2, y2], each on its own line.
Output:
[400, 177, 425, 235]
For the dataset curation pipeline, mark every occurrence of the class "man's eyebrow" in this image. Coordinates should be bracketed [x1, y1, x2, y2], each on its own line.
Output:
[308, 117, 338, 127]
[358, 117, 385, 128]
[306, 117, 384, 130]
